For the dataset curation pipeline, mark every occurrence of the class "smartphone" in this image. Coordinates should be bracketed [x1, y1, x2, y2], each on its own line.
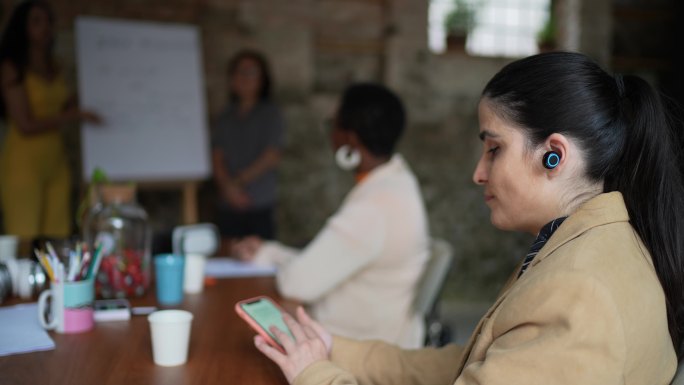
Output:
[235, 296, 293, 353]
[94, 299, 131, 322]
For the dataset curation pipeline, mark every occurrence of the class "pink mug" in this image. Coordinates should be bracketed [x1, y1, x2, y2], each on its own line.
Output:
[38, 278, 95, 334]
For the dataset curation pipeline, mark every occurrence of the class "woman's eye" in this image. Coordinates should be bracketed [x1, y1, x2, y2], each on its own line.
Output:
[487, 146, 500, 156]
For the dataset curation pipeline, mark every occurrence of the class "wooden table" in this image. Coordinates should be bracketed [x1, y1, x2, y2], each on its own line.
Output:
[0, 278, 289, 385]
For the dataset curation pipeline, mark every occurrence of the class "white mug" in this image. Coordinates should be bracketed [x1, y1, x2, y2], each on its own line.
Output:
[0, 235, 18, 262]
[183, 253, 207, 294]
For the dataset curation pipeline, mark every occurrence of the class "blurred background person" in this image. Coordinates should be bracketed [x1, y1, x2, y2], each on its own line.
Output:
[0, 0, 99, 243]
[235, 83, 430, 348]
[212, 49, 284, 252]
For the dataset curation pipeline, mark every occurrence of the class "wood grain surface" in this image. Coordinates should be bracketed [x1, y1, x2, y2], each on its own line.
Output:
[0, 277, 290, 385]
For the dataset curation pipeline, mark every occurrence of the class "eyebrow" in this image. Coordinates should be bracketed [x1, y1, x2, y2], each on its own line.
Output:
[478, 130, 499, 141]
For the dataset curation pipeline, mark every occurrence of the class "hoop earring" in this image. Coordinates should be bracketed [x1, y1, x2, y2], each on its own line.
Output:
[542, 151, 561, 169]
[335, 145, 361, 171]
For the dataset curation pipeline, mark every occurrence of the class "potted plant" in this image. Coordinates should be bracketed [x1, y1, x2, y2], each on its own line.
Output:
[537, 13, 556, 52]
[444, 0, 476, 52]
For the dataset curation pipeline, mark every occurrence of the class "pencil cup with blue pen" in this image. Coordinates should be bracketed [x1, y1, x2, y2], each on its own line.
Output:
[35, 241, 104, 334]
[38, 278, 95, 333]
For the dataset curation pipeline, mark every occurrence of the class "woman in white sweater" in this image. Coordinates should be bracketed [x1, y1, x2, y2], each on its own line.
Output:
[235, 83, 430, 348]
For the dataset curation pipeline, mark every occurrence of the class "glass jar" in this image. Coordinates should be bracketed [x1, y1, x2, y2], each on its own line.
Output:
[83, 185, 151, 298]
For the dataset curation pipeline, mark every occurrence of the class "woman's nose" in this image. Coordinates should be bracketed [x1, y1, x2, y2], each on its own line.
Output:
[472, 156, 487, 185]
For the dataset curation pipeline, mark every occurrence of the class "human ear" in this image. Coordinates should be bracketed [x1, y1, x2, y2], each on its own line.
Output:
[346, 131, 362, 149]
[543, 133, 571, 174]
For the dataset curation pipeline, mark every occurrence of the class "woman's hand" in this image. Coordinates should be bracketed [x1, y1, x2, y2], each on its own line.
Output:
[222, 182, 251, 210]
[232, 236, 262, 261]
[63, 106, 102, 125]
[79, 109, 103, 125]
[254, 307, 333, 383]
[295, 306, 333, 354]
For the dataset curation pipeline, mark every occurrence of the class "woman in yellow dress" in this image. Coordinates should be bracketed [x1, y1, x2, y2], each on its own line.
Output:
[0, 0, 98, 241]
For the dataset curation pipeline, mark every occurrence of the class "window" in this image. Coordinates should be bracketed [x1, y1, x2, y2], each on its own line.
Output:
[429, 0, 553, 58]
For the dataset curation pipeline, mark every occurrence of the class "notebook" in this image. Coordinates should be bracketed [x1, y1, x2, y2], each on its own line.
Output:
[0, 303, 55, 356]
[205, 258, 277, 278]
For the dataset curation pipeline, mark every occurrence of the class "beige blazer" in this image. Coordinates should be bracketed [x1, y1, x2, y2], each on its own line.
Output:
[293, 192, 678, 385]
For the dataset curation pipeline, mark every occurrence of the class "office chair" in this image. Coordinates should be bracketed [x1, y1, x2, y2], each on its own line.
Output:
[413, 238, 454, 347]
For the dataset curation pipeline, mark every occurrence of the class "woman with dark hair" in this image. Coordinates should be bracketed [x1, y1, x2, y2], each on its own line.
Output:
[247, 52, 684, 385]
[235, 83, 430, 348]
[212, 49, 284, 246]
[0, 0, 98, 241]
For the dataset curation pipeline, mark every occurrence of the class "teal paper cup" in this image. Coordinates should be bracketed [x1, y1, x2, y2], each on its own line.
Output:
[154, 254, 185, 306]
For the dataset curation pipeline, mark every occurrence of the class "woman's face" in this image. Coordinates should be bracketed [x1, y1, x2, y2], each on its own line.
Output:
[472, 100, 550, 234]
[230, 57, 262, 102]
[27, 6, 53, 48]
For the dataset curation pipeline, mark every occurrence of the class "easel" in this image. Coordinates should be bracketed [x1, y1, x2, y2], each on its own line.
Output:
[77, 18, 210, 228]
[84, 180, 201, 226]
[137, 180, 201, 225]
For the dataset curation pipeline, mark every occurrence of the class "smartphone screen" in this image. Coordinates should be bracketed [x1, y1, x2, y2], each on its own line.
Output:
[239, 298, 293, 343]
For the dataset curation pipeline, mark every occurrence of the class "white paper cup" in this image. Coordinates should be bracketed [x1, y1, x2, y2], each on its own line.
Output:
[183, 254, 206, 294]
[148, 310, 193, 366]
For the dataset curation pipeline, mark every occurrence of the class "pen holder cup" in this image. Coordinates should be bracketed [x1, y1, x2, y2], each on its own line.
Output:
[37, 278, 95, 334]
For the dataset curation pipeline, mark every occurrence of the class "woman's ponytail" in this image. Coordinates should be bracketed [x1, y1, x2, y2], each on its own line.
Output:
[606, 74, 684, 357]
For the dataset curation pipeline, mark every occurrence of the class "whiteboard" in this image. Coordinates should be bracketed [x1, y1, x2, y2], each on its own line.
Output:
[76, 16, 210, 182]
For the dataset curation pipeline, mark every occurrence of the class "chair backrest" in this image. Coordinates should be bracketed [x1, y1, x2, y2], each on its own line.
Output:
[413, 238, 454, 317]
[671, 360, 684, 385]
[172, 223, 219, 256]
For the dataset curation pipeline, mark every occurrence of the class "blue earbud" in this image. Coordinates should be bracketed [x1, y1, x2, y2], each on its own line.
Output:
[543, 151, 561, 169]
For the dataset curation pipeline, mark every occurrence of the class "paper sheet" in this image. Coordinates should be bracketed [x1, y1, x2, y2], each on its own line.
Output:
[76, 16, 210, 181]
[204, 258, 277, 278]
[0, 303, 55, 356]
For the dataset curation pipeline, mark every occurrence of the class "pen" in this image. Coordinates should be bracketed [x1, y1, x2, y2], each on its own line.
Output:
[89, 243, 104, 280]
[74, 248, 82, 277]
[55, 260, 64, 284]
[76, 242, 82, 267]
[44, 255, 55, 282]
[45, 243, 62, 278]
[78, 251, 91, 281]
[131, 306, 157, 316]
[34, 249, 54, 282]
[46, 242, 59, 264]
[67, 251, 78, 281]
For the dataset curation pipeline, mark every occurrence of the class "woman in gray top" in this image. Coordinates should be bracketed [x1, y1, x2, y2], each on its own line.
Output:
[211, 50, 284, 248]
